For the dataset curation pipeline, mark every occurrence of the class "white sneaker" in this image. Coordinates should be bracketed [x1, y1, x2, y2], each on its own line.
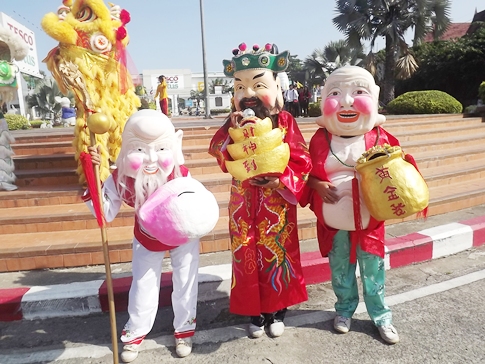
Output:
[248, 323, 265, 338]
[175, 337, 193, 358]
[378, 324, 400, 344]
[333, 315, 351, 334]
[120, 343, 140, 363]
[269, 321, 285, 337]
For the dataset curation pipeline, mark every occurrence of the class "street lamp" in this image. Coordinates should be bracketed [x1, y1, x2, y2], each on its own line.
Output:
[199, 0, 212, 119]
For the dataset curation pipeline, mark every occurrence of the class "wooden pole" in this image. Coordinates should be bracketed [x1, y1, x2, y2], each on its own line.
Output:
[89, 131, 119, 364]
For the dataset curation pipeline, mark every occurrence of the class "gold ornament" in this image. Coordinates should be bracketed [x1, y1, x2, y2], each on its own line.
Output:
[355, 145, 429, 221]
[225, 114, 290, 182]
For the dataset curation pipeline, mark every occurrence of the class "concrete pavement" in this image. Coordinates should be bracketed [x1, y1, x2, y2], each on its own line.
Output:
[1, 205, 484, 322]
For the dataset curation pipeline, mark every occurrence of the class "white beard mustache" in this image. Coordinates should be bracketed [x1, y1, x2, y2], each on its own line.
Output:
[133, 168, 168, 211]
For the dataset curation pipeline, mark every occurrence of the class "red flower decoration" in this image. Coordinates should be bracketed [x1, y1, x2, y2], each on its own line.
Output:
[238, 43, 247, 52]
[120, 9, 131, 25]
[116, 26, 127, 40]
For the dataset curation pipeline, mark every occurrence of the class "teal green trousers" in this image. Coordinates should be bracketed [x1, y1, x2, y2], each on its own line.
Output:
[328, 230, 392, 327]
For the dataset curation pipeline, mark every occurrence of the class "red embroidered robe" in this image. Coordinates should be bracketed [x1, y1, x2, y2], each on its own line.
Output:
[209, 111, 312, 316]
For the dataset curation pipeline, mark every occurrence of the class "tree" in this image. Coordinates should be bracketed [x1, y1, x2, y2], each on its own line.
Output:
[282, 54, 307, 87]
[333, 0, 451, 104]
[396, 26, 485, 107]
[304, 40, 366, 87]
[25, 77, 72, 123]
[208, 78, 233, 94]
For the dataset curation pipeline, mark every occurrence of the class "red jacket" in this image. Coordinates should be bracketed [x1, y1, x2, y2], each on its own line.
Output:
[300, 126, 400, 262]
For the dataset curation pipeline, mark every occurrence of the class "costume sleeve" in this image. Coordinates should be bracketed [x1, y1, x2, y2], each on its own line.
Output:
[208, 117, 233, 173]
[82, 174, 122, 223]
[277, 111, 312, 202]
[299, 128, 329, 207]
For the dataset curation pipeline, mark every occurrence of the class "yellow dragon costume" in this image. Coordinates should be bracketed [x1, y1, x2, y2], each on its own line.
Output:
[42, 0, 140, 184]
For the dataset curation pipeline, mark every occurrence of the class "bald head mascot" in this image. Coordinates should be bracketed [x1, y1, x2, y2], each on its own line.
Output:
[84, 109, 218, 361]
[301, 66, 402, 345]
[209, 42, 312, 339]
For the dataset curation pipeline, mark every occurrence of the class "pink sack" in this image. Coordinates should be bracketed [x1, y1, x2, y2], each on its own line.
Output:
[138, 177, 219, 247]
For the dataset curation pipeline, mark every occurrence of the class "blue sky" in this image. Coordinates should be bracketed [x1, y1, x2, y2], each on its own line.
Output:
[2, 0, 484, 76]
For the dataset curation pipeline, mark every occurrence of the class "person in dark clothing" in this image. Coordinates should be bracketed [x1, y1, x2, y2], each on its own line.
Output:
[299, 86, 311, 117]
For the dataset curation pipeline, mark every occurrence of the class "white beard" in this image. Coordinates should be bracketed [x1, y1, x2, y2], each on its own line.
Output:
[133, 169, 168, 211]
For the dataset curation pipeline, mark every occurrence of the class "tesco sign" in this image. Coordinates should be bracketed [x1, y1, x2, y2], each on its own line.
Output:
[0, 12, 41, 77]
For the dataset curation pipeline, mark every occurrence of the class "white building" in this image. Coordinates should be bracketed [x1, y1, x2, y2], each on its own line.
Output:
[0, 12, 43, 118]
[142, 69, 233, 116]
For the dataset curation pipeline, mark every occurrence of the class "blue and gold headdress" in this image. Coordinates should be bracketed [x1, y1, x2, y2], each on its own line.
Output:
[223, 43, 289, 77]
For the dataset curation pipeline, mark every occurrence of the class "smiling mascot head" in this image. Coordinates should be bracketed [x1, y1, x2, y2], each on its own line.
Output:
[316, 66, 385, 136]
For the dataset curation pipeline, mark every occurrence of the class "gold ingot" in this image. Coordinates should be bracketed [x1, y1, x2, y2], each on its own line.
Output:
[227, 128, 284, 160]
[355, 147, 429, 221]
[225, 143, 290, 182]
[228, 116, 273, 142]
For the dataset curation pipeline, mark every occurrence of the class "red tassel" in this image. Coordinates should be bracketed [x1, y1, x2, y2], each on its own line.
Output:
[350, 173, 361, 264]
[80, 151, 105, 228]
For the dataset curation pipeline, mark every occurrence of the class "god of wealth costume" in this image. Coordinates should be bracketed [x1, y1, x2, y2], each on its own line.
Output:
[209, 43, 312, 320]
[300, 66, 429, 344]
[83, 110, 219, 361]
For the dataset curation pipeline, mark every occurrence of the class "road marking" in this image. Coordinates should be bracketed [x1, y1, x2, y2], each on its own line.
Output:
[2, 269, 485, 364]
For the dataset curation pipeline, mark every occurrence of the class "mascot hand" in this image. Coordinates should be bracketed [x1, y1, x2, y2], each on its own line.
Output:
[138, 177, 219, 247]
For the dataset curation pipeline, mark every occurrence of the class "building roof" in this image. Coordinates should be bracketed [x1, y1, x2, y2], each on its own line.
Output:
[423, 23, 470, 42]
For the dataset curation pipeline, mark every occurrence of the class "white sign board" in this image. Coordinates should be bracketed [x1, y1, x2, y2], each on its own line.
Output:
[150, 74, 184, 96]
[0, 12, 41, 78]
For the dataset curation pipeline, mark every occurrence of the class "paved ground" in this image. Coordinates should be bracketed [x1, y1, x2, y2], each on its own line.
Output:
[1, 204, 484, 322]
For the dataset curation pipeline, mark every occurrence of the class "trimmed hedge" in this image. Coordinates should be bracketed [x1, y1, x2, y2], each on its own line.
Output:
[479, 81, 485, 102]
[5, 114, 30, 130]
[386, 90, 463, 115]
[308, 102, 321, 117]
[210, 108, 230, 115]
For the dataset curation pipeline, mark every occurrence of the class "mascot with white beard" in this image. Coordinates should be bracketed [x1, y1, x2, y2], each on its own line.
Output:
[84, 109, 219, 362]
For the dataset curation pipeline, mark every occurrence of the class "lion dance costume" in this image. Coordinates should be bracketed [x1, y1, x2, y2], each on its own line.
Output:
[41, 0, 140, 184]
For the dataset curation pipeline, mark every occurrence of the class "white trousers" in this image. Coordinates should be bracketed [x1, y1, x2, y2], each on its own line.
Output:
[120, 238, 200, 343]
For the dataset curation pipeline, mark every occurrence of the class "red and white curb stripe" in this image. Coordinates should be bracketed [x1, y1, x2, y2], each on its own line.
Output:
[1, 216, 484, 322]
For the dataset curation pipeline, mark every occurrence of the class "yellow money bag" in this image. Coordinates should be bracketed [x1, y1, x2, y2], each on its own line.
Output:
[225, 115, 290, 182]
[355, 144, 429, 221]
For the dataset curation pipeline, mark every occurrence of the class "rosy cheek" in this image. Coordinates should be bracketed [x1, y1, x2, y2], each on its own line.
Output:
[323, 98, 339, 115]
[353, 96, 373, 114]
[158, 155, 173, 169]
[261, 95, 271, 106]
[127, 155, 143, 171]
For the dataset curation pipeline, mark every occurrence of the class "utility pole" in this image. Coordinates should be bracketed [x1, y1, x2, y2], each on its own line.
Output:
[199, 0, 212, 119]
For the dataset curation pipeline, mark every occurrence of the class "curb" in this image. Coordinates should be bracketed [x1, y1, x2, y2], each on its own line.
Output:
[1, 216, 484, 322]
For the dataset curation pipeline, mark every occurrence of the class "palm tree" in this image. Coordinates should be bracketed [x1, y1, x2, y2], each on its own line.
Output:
[333, 0, 451, 104]
[304, 40, 365, 87]
[208, 78, 233, 94]
[25, 78, 73, 124]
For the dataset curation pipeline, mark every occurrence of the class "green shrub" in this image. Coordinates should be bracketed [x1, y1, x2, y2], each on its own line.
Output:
[210, 108, 230, 115]
[5, 114, 30, 130]
[386, 90, 463, 114]
[478, 81, 485, 102]
[308, 102, 321, 117]
[464, 105, 478, 114]
[148, 102, 156, 110]
[29, 120, 44, 128]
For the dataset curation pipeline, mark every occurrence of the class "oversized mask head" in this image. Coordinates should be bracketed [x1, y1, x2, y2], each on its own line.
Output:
[223, 43, 289, 115]
[117, 109, 184, 179]
[317, 66, 385, 136]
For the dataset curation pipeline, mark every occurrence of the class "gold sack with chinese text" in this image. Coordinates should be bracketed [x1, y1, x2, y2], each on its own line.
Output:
[225, 116, 290, 182]
[355, 145, 429, 221]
